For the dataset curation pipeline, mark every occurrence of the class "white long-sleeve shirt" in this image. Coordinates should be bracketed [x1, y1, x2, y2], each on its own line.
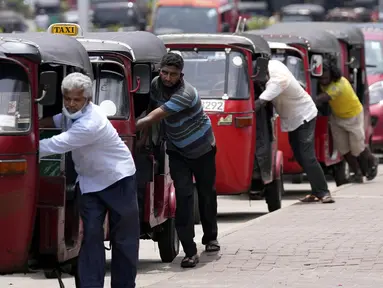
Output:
[39, 102, 136, 194]
[259, 60, 318, 132]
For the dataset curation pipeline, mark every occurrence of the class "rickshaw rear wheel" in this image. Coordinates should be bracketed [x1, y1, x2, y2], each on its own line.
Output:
[157, 218, 180, 263]
[193, 186, 201, 224]
[333, 160, 350, 187]
[291, 174, 303, 184]
[264, 167, 283, 212]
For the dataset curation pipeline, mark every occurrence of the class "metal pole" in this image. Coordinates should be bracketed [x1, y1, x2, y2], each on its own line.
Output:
[78, 0, 89, 32]
[379, 0, 383, 22]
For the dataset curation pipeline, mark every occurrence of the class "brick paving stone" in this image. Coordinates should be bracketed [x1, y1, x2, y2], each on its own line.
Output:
[143, 173, 383, 288]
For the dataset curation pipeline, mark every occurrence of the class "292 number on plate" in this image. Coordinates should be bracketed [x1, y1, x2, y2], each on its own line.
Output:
[201, 100, 225, 112]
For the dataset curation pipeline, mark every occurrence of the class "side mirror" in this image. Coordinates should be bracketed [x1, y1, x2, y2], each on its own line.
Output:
[36, 71, 57, 106]
[139, 18, 146, 31]
[252, 57, 269, 82]
[310, 54, 323, 77]
[349, 48, 360, 69]
[221, 22, 230, 32]
[132, 64, 151, 94]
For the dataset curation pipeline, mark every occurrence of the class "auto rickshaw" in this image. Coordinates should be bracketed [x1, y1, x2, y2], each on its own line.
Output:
[280, 4, 326, 22]
[0, 32, 96, 285]
[267, 22, 374, 152]
[48, 23, 180, 263]
[0, 10, 29, 32]
[250, 27, 350, 186]
[158, 33, 284, 213]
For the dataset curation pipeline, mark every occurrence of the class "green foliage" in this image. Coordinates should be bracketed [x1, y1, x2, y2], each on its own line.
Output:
[246, 16, 272, 30]
[5, 0, 32, 18]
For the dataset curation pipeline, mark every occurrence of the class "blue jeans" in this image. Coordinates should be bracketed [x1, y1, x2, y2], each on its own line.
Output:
[78, 175, 139, 288]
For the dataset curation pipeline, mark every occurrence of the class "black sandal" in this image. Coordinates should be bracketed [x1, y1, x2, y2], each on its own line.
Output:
[181, 254, 199, 268]
[205, 240, 220, 252]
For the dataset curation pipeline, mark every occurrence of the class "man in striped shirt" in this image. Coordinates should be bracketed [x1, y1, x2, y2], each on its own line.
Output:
[136, 53, 219, 268]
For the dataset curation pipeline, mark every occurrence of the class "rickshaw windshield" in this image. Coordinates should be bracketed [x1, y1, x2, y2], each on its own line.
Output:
[0, 62, 31, 134]
[153, 6, 218, 33]
[93, 70, 129, 118]
[365, 40, 383, 74]
[369, 81, 383, 104]
[180, 50, 249, 99]
[271, 54, 306, 87]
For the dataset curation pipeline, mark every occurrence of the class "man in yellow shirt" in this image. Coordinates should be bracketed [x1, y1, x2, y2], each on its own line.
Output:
[316, 57, 378, 183]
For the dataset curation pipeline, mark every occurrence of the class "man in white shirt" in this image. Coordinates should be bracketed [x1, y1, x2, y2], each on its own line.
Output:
[39, 72, 138, 288]
[254, 60, 334, 203]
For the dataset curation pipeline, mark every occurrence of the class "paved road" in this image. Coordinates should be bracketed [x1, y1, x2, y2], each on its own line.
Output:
[0, 176, 341, 288]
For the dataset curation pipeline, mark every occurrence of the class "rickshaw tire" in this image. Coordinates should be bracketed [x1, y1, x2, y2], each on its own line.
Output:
[43, 269, 59, 279]
[265, 168, 283, 212]
[158, 218, 180, 263]
[333, 160, 350, 187]
[193, 186, 201, 224]
[291, 174, 303, 184]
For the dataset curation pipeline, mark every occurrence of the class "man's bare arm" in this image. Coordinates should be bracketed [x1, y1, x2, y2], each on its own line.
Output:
[39, 117, 55, 128]
[315, 93, 331, 106]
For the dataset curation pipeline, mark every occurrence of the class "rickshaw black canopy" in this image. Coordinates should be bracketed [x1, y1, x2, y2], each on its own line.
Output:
[158, 33, 271, 55]
[0, 32, 93, 76]
[80, 31, 167, 63]
[268, 22, 364, 46]
[249, 28, 340, 55]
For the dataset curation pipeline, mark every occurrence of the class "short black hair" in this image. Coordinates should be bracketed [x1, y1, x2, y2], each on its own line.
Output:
[323, 55, 342, 82]
[160, 52, 184, 70]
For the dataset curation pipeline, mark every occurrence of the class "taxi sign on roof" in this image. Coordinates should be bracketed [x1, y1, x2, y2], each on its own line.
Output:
[47, 23, 83, 37]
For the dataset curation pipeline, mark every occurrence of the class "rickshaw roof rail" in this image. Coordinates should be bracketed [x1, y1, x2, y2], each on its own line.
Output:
[267, 41, 304, 57]
[0, 32, 93, 76]
[158, 33, 271, 55]
[80, 31, 167, 63]
[248, 28, 341, 55]
[268, 22, 364, 46]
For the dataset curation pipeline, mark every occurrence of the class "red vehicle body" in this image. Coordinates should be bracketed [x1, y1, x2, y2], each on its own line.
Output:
[150, 0, 239, 35]
[0, 32, 98, 281]
[254, 25, 349, 186]
[361, 27, 383, 151]
[159, 33, 284, 212]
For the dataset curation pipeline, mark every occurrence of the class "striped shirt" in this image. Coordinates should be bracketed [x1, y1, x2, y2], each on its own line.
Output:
[150, 76, 215, 159]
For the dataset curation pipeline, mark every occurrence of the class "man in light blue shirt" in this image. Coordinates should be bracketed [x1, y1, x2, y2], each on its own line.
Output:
[39, 72, 138, 288]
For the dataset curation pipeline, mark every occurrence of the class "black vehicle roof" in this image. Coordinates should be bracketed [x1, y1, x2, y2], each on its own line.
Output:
[79, 31, 167, 63]
[0, 32, 93, 74]
[355, 22, 383, 30]
[281, 4, 325, 14]
[158, 33, 271, 55]
[268, 22, 364, 46]
[249, 27, 340, 54]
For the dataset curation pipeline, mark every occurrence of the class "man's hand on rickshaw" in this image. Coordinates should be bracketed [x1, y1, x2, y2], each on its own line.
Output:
[255, 99, 267, 112]
[315, 93, 331, 107]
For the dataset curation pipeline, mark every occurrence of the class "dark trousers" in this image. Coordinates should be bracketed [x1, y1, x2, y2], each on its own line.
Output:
[168, 147, 218, 257]
[288, 118, 329, 198]
[78, 175, 139, 288]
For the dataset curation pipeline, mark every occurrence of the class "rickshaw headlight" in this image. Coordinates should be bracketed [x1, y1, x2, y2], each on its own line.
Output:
[369, 81, 383, 105]
[0, 160, 27, 176]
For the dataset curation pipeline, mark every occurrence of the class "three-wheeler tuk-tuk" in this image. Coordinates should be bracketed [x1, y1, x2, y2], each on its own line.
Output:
[251, 27, 350, 186]
[158, 33, 284, 212]
[48, 23, 180, 263]
[280, 4, 326, 22]
[0, 32, 96, 282]
[267, 22, 374, 153]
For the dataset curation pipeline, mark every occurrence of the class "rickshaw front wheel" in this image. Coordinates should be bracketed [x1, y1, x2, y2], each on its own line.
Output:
[157, 218, 180, 263]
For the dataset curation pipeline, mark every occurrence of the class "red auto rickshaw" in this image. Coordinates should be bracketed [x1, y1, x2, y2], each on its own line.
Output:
[250, 27, 350, 186]
[0, 32, 98, 284]
[48, 23, 180, 263]
[267, 22, 374, 155]
[159, 33, 284, 213]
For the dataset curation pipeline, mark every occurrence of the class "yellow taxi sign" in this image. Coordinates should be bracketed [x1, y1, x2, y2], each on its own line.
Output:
[47, 23, 83, 37]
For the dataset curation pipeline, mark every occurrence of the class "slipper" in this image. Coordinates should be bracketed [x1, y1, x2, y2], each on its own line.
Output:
[181, 254, 199, 268]
[205, 240, 220, 252]
[299, 194, 320, 203]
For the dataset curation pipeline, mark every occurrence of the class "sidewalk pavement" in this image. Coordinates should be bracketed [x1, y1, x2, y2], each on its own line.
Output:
[145, 172, 383, 288]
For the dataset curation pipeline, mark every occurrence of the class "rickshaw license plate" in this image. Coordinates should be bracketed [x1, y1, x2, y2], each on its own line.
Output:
[201, 100, 225, 112]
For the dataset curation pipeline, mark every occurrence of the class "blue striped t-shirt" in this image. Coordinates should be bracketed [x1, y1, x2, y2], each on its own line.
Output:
[150, 76, 215, 159]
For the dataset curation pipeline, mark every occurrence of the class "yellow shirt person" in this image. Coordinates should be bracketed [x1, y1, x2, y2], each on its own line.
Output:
[320, 76, 363, 119]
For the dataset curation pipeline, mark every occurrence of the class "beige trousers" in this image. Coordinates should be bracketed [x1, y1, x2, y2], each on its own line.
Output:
[329, 111, 366, 156]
